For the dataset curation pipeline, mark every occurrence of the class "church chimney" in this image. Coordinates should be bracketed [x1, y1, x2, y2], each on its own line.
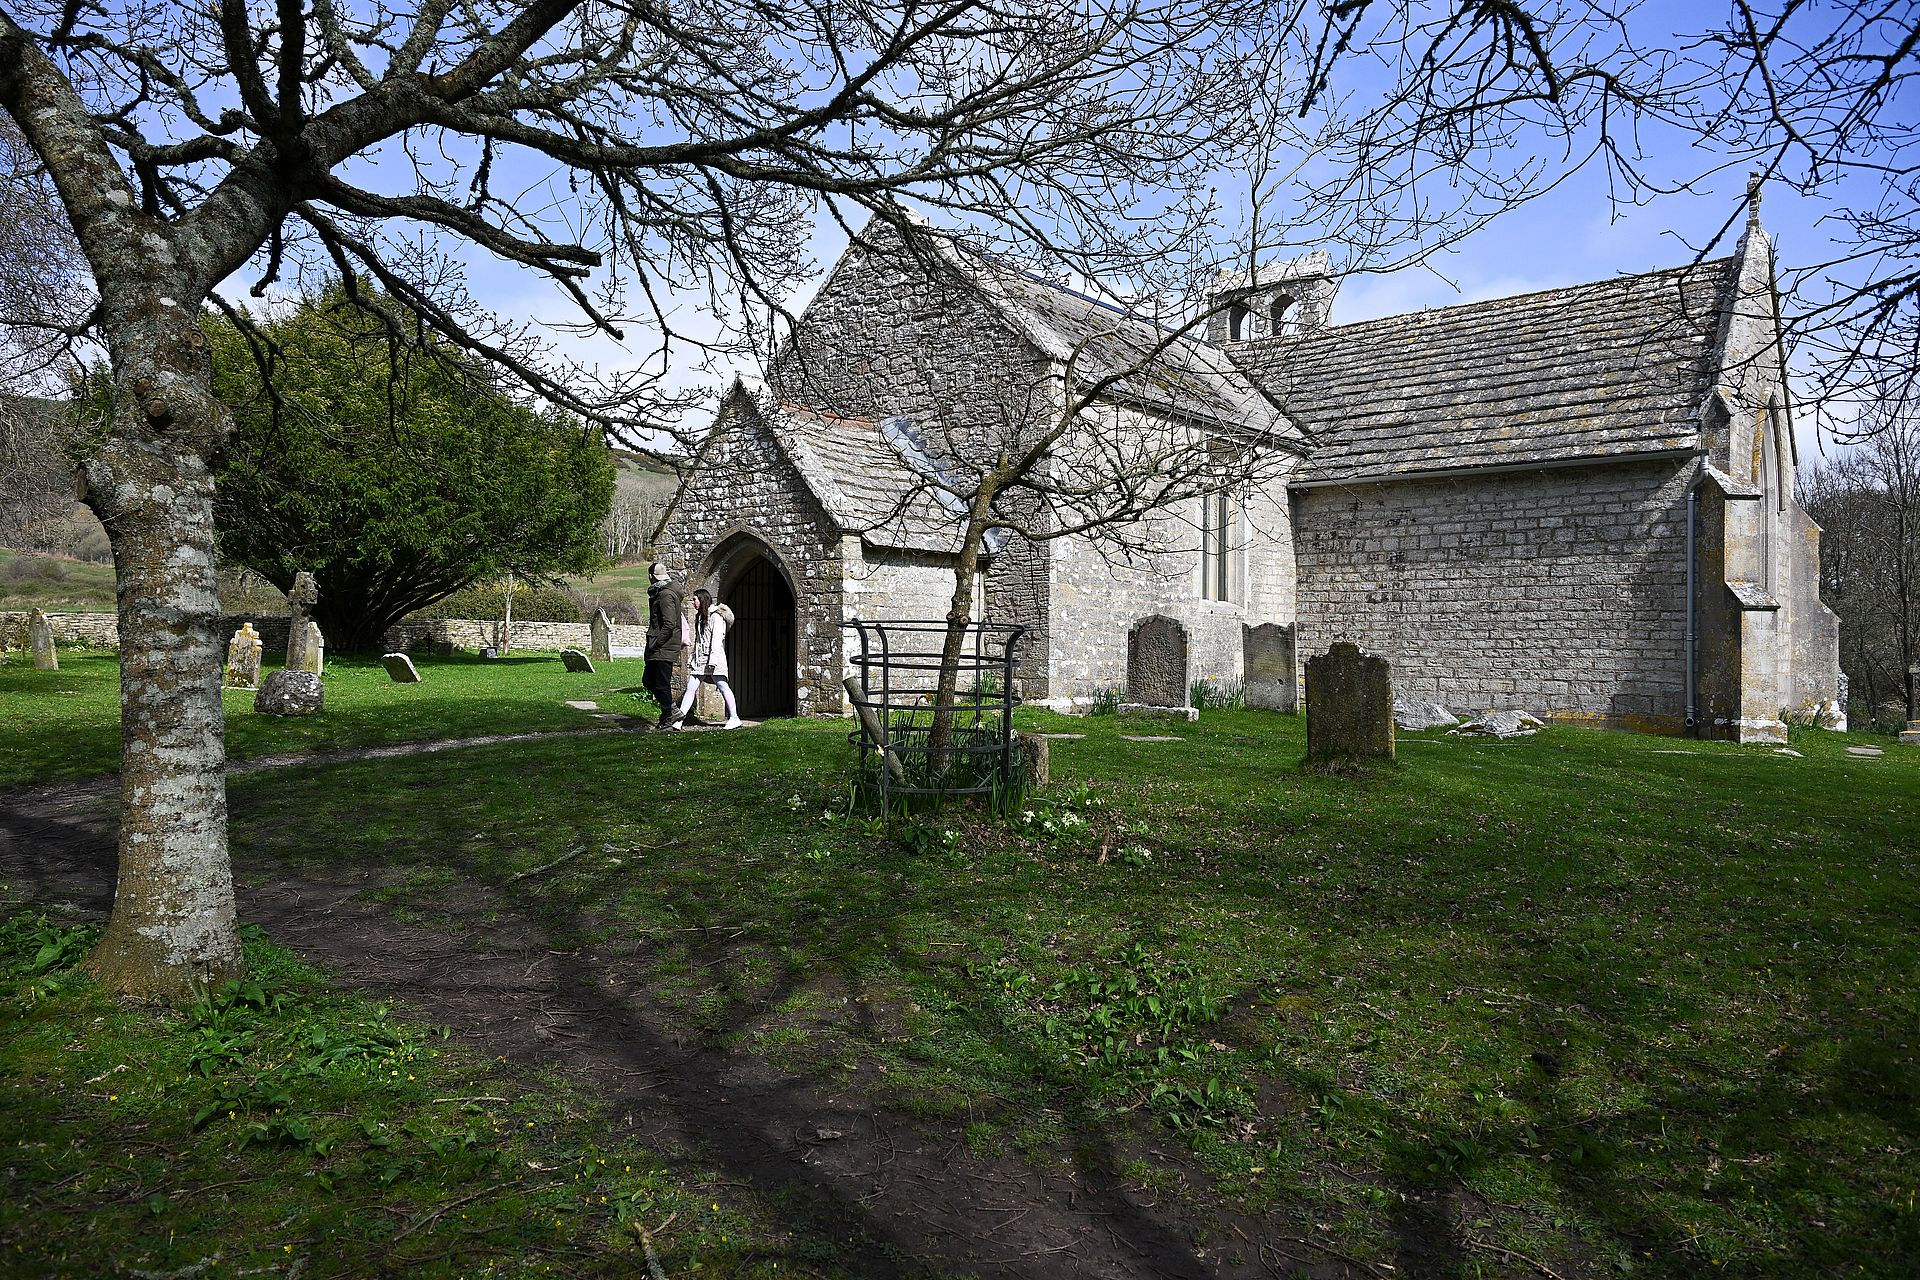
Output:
[1207, 251, 1337, 345]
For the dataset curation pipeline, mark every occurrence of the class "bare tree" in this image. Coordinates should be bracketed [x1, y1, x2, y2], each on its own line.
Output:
[1802, 404, 1920, 718]
[0, 112, 89, 391]
[0, 0, 1306, 997]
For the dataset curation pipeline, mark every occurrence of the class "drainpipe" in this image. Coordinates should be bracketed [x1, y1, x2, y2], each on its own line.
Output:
[1685, 486, 1698, 732]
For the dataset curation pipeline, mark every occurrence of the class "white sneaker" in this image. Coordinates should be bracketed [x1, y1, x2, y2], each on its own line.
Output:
[723, 718, 744, 729]
[670, 720, 686, 731]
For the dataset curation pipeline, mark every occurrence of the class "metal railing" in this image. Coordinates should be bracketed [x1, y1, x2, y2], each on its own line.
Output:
[844, 619, 1027, 809]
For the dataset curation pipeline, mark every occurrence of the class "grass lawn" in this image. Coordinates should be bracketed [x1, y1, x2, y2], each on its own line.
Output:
[0, 651, 665, 787]
[0, 912, 807, 1279]
[3, 654, 1915, 1277]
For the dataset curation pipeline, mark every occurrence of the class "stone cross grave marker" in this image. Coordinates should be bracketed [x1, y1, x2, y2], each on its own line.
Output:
[285, 571, 322, 674]
[382, 652, 422, 683]
[560, 648, 596, 674]
[589, 609, 612, 664]
[224, 622, 263, 690]
[1123, 614, 1193, 721]
[28, 608, 58, 670]
[1243, 622, 1297, 712]
[1305, 641, 1394, 768]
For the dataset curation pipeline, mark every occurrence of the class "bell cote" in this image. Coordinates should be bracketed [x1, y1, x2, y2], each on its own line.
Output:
[1207, 251, 1337, 345]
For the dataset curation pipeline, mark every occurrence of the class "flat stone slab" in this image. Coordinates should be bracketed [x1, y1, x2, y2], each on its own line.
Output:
[1846, 746, 1884, 757]
[1038, 733, 1085, 740]
[564, 700, 599, 711]
[1772, 748, 1803, 757]
[1118, 703, 1199, 722]
[1119, 734, 1184, 743]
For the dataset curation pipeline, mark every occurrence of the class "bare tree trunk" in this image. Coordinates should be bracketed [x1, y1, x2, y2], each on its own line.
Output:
[925, 489, 997, 776]
[84, 356, 243, 999]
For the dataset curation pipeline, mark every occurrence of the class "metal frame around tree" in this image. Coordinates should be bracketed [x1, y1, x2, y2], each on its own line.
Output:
[845, 619, 1027, 809]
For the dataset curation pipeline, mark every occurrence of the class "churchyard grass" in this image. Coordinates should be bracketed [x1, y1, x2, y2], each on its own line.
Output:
[0, 651, 666, 787]
[3, 675, 1913, 1276]
[217, 710, 1914, 1278]
[0, 909, 799, 1278]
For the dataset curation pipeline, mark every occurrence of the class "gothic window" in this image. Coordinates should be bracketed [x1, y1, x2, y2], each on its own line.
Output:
[1200, 492, 1232, 602]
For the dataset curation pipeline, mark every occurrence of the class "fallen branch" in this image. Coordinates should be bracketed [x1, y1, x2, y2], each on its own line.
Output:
[507, 845, 590, 883]
[630, 1211, 677, 1280]
[388, 1180, 516, 1245]
[1464, 1236, 1570, 1280]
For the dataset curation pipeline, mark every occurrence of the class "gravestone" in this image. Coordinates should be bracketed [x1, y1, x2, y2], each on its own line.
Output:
[1903, 664, 1920, 747]
[304, 621, 326, 676]
[382, 652, 422, 683]
[1016, 731, 1050, 790]
[560, 648, 596, 673]
[589, 609, 612, 664]
[1305, 641, 1394, 768]
[28, 608, 57, 671]
[1122, 615, 1196, 720]
[285, 571, 322, 673]
[255, 669, 323, 716]
[223, 622, 263, 690]
[1242, 622, 1296, 712]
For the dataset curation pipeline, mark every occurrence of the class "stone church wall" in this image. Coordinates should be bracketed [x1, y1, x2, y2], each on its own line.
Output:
[657, 408, 847, 716]
[769, 222, 1059, 692]
[1044, 470, 1299, 705]
[1291, 459, 1694, 729]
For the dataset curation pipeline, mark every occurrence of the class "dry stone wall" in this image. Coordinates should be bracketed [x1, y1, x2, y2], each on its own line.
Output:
[1290, 459, 1694, 729]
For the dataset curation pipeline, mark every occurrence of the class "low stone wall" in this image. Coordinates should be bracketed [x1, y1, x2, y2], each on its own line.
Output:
[1, 611, 645, 657]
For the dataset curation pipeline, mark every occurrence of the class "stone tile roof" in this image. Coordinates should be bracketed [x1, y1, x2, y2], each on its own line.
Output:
[771, 402, 968, 555]
[942, 242, 1290, 437]
[1233, 258, 1735, 485]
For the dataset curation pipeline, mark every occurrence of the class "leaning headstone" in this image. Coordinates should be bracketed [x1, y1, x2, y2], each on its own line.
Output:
[223, 622, 263, 690]
[1243, 623, 1297, 712]
[1305, 641, 1394, 769]
[560, 648, 596, 674]
[255, 669, 323, 716]
[381, 652, 422, 683]
[589, 609, 612, 664]
[28, 608, 58, 671]
[1121, 614, 1197, 721]
[284, 571, 322, 673]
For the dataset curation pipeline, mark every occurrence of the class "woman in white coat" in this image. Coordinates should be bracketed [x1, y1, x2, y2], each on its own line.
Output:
[666, 588, 743, 729]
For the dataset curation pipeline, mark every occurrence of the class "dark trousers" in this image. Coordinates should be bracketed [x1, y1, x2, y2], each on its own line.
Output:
[642, 658, 676, 716]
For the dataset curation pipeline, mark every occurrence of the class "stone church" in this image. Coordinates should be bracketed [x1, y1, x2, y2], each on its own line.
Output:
[658, 201, 1841, 742]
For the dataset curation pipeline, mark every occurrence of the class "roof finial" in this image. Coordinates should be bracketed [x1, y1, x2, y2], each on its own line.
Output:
[1746, 171, 1764, 228]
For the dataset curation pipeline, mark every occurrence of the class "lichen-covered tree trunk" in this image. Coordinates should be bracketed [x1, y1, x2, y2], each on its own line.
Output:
[82, 305, 245, 999]
[925, 493, 996, 776]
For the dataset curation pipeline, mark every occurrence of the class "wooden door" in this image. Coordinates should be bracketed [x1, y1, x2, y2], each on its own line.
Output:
[725, 555, 796, 718]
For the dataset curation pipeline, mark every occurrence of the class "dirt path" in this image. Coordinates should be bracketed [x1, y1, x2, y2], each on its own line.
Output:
[0, 741, 1363, 1279]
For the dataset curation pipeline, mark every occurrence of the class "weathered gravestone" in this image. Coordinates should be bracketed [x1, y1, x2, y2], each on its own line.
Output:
[1903, 664, 1920, 748]
[27, 608, 57, 671]
[223, 622, 263, 690]
[1305, 641, 1394, 768]
[285, 571, 323, 674]
[1122, 614, 1197, 721]
[255, 669, 323, 716]
[589, 609, 612, 664]
[1243, 622, 1297, 712]
[560, 648, 596, 674]
[382, 652, 422, 683]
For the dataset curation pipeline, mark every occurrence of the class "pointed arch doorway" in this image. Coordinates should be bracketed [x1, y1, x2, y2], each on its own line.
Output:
[721, 552, 797, 719]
